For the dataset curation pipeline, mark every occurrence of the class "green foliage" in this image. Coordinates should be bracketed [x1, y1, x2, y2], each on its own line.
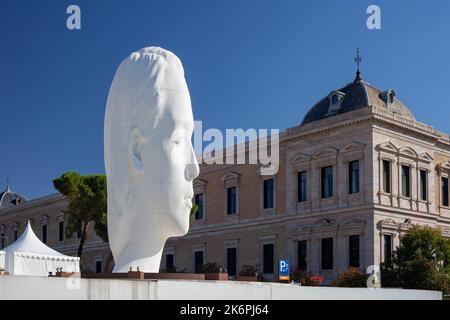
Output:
[203, 262, 223, 273]
[290, 268, 324, 286]
[381, 225, 450, 293]
[239, 265, 258, 277]
[189, 203, 199, 224]
[396, 226, 450, 267]
[330, 268, 368, 287]
[53, 172, 108, 258]
[433, 272, 450, 295]
[290, 268, 307, 283]
[163, 266, 178, 273]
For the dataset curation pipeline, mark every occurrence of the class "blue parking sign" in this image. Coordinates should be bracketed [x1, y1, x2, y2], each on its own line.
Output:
[278, 259, 289, 281]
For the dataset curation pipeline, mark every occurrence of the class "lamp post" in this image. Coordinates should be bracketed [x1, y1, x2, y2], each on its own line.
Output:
[431, 248, 438, 272]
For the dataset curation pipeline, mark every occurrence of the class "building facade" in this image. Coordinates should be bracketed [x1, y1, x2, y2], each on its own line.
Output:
[0, 192, 109, 273]
[2, 72, 450, 282]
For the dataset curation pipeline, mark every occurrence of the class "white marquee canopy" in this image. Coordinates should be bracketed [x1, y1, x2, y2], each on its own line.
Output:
[0, 221, 80, 276]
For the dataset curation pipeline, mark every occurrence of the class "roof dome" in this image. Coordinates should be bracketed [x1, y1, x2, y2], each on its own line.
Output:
[0, 185, 27, 209]
[301, 78, 415, 126]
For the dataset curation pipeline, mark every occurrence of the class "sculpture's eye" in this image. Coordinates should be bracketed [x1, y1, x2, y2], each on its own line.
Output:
[171, 138, 183, 146]
[171, 129, 187, 147]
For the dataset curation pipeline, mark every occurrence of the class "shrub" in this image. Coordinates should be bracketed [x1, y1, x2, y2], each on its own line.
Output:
[433, 272, 450, 296]
[290, 268, 324, 286]
[331, 268, 368, 287]
[308, 275, 324, 286]
[239, 265, 258, 277]
[290, 268, 308, 283]
[203, 262, 223, 273]
[163, 266, 177, 273]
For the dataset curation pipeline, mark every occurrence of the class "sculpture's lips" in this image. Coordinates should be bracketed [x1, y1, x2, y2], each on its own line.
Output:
[184, 198, 193, 209]
[184, 194, 193, 209]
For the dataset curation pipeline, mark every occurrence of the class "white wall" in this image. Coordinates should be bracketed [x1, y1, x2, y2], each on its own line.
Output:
[0, 276, 441, 300]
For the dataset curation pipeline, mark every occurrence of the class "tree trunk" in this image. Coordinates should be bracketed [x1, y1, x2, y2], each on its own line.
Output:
[77, 221, 89, 258]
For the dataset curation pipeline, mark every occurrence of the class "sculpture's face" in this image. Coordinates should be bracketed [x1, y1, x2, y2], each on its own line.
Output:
[105, 47, 199, 272]
[130, 89, 199, 237]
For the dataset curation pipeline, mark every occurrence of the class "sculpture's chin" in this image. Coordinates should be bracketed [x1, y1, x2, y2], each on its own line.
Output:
[171, 219, 190, 237]
[167, 201, 191, 237]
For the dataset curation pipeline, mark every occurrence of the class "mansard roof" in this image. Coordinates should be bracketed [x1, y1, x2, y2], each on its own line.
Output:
[0, 185, 27, 210]
[301, 78, 415, 126]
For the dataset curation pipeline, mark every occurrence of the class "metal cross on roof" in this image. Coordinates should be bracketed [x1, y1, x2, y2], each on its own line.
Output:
[355, 48, 362, 70]
[354, 48, 362, 82]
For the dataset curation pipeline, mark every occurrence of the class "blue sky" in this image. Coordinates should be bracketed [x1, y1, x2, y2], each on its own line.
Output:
[1, 0, 450, 199]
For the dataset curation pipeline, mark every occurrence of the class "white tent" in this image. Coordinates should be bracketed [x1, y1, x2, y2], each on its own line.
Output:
[2, 221, 80, 276]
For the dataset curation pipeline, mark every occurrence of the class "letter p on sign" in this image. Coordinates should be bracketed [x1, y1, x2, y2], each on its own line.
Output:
[278, 259, 289, 281]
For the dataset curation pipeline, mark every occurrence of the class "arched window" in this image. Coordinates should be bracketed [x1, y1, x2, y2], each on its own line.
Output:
[388, 92, 395, 104]
[331, 93, 339, 105]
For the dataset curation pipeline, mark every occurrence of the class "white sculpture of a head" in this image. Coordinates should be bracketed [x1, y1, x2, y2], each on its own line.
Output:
[104, 47, 199, 273]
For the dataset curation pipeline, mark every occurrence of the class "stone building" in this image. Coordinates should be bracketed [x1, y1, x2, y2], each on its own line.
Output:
[0, 188, 109, 273]
[162, 71, 450, 282]
[2, 70, 450, 282]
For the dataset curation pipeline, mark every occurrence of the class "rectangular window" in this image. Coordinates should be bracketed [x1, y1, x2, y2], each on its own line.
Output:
[420, 170, 428, 201]
[321, 166, 333, 199]
[348, 160, 360, 194]
[227, 187, 237, 215]
[297, 171, 307, 203]
[166, 254, 174, 270]
[263, 179, 274, 209]
[58, 221, 64, 241]
[321, 238, 333, 270]
[42, 224, 48, 244]
[14, 230, 18, 241]
[384, 234, 392, 265]
[95, 260, 102, 273]
[0, 233, 4, 249]
[194, 251, 204, 274]
[349, 235, 360, 268]
[401, 165, 411, 197]
[226, 247, 237, 276]
[382, 160, 391, 193]
[194, 193, 204, 220]
[263, 243, 274, 274]
[297, 240, 307, 271]
[442, 177, 449, 207]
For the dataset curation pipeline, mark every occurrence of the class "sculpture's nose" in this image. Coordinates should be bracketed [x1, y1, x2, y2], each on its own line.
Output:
[185, 147, 199, 181]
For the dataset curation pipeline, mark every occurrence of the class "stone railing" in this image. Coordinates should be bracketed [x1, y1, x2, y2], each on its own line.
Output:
[371, 105, 437, 133]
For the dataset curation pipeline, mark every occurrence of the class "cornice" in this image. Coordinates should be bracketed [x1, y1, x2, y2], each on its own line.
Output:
[283, 115, 372, 143]
[283, 106, 449, 146]
[174, 201, 450, 240]
[175, 204, 374, 239]
[373, 203, 450, 224]
[0, 193, 66, 217]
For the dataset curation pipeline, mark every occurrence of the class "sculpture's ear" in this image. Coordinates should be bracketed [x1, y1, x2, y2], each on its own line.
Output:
[128, 127, 144, 173]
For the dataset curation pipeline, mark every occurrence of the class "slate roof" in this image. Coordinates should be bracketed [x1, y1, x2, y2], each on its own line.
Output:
[0, 185, 27, 209]
[301, 78, 415, 126]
